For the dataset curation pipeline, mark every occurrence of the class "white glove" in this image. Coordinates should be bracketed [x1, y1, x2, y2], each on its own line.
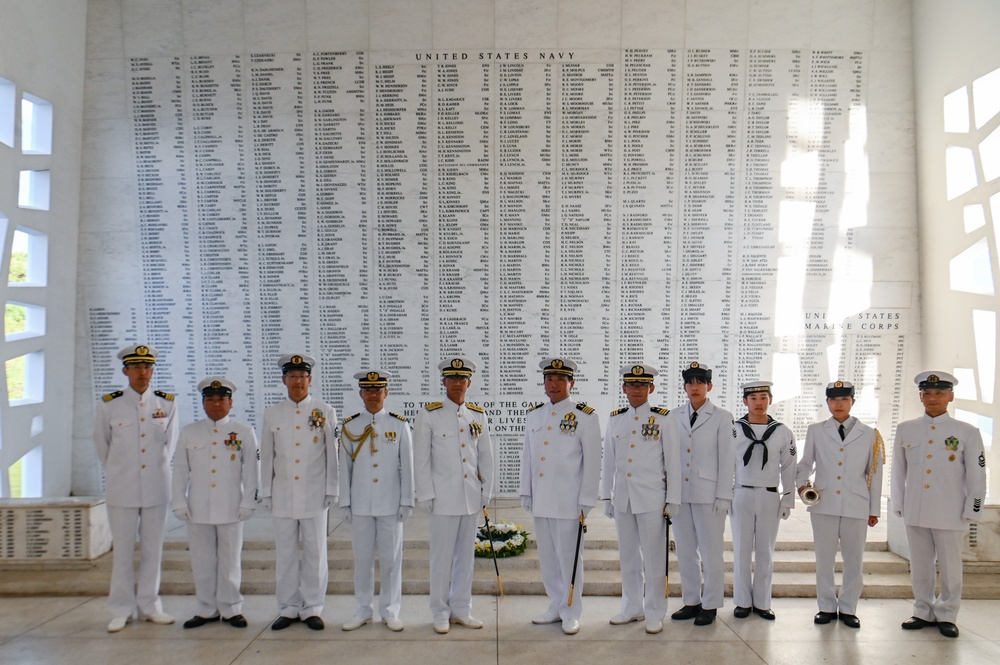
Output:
[579, 504, 592, 517]
[418, 499, 433, 513]
[520, 496, 532, 513]
[342, 507, 352, 524]
[664, 503, 679, 519]
[602, 500, 614, 519]
[713, 498, 731, 516]
[324, 495, 337, 509]
[237, 506, 254, 521]
[173, 507, 190, 521]
[778, 505, 791, 520]
[261, 497, 272, 511]
[398, 506, 412, 523]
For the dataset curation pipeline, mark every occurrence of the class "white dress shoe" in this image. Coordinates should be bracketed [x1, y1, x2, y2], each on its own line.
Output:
[610, 613, 644, 625]
[532, 611, 561, 625]
[142, 611, 175, 625]
[383, 616, 404, 632]
[107, 616, 130, 633]
[433, 618, 450, 634]
[450, 615, 483, 629]
[561, 618, 580, 635]
[645, 619, 663, 634]
[341, 615, 372, 631]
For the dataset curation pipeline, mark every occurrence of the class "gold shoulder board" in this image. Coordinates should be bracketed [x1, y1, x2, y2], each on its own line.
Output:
[576, 403, 595, 415]
[390, 412, 409, 422]
[651, 406, 670, 415]
[341, 413, 360, 424]
[102, 390, 123, 402]
[425, 402, 443, 411]
[466, 403, 485, 413]
[154, 390, 175, 401]
[526, 402, 545, 413]
[610, 407, 628, 416]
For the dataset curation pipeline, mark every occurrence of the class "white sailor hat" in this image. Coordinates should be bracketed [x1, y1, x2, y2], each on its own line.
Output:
[118, 343, 158, 365]
[741, 380, 773, 397]
[915, 371, 957, 390]
[439, 357, 476, 377]
[540, 357, 578, 377]
[354, 370, 392, 388]
[620, 364, 658, 383]
[198, 376, 236, 396]
[825, 380, 855, 398]
[279, 353, 316, 374]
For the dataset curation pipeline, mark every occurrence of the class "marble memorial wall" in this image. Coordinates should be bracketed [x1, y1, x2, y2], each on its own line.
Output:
[81, 3, 916, 493]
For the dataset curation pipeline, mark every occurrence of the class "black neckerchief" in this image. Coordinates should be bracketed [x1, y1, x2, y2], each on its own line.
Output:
[736, 415, 781, 469]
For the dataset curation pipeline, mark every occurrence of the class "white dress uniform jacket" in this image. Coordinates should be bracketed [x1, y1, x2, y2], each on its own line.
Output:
[797, 416, 882, 520]
[665, 400, 736, 505]
[601, 404, 680, 513]
[520, 400, 602, 518]
[891, 412, 987, 530]
[260, 395, 339, 518]
[413, 401, 494, 514]
[340, 409, 415, 517]
[94, 387, 179, 507]
[172, 416, 260, 523]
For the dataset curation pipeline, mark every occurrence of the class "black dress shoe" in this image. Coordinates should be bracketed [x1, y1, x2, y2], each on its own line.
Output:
[938, 622, 959, 638]
[693, 609, 717, 626]
[814, 611, 837, 625]
[183, 615, 220, 629]
[901, 616, 936, 630]
[224, 614, 248, 628]
[671, 604, 702, 621]
[304, 616, 325, 631]
[733, 606, 751, 619]
[839, 613, 860, 629]
[271, 616, 300, 630]
[754, 607, 775, 621]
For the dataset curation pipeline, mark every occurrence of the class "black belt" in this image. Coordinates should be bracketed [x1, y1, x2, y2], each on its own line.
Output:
[739, 485, 777, 492]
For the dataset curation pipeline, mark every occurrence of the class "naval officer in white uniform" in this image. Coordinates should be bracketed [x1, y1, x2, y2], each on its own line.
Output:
[339, 370, 414, 632]
[600, 364, 680, 635]
[412, 357, 495, 635]
[730, 381, 796, 621]
[93, 343, 178, 632]
[172, 377, 259, 629]
[260, 353, 339, 631]
[892, 371, 987, 638]
[663, 362, 736, 626]
[796, 380, 883, 629]
[520, 358, 602, 635]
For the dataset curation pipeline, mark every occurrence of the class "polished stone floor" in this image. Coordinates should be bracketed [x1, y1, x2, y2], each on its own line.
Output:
[1, 594, 999, 664]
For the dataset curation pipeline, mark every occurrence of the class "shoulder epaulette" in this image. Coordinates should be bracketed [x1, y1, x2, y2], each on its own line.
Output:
[425, 402, 443, 411]
[102, 390, 123, 402]
[389, 412, 409, 422]
[651, 406, 670, 416]
[341, 413, 361, 424]
[466, 403, 485, 413]
[526, 402, 545, 413]
[610, 407, 628, 416]
[576, 403, 596, 415]
[154, 390, 174, 401]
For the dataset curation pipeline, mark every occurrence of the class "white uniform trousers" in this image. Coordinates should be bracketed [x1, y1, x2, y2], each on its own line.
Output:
[107, 504, 167, 618]
[672, 502, 726, 610]
[731, 487, 780, 610]
[187, 521, 244, 618]
[906, 525, 965, 623]
[351, 515, 403, 620]
[811, 513, 866, 615]
[428, 513, 477, 621]
[535, 516, 585, 622]
[273, 514, 328, 619]
[614, 507, 667, 621]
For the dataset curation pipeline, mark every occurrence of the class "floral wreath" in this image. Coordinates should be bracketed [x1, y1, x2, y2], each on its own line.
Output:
[474, 521, 530, 558]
